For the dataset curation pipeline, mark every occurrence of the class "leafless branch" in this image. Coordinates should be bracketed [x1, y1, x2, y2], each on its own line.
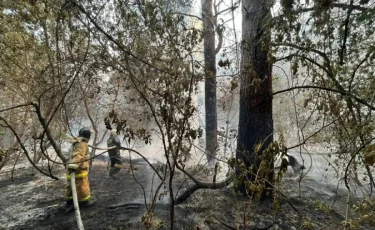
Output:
[272, 43, 332, 74]
[0, 116, 58, 180]
[215, 5, 239, 17]
[344, 137, 375, 191]
[211, 215, 237, 230]
[174, 163, 233, 204]
[0, 103, 33, 113]
[273, 85, 375, 111]
[170, 12, 201, 20]
[286, 119, 337, 150]
[275, 53, 330, 76]
[128, 152, 149, 209]
[275, 3, 368, 18]
[32, 103, 66, 163]
[339, 0, 354, 66]
[349, 48, 375, 91]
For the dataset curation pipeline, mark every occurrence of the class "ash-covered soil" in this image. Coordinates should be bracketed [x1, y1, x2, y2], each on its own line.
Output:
[0, 156, 373, 230]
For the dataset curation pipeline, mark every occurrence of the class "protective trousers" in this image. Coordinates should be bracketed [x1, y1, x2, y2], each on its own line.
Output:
[64, 171, 91, 202]
[109, 155, 122, 176]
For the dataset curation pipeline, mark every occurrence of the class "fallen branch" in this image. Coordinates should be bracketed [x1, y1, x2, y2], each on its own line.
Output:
[174, 163, 234, 204]
[70, 172, 85, 230]
[211, 215, 275, 230]
[250, 223, 275, 230]
[211, 215, 237, 230]
[108, 202, 144, 209]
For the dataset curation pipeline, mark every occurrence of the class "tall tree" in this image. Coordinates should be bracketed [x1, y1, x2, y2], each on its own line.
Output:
[201, 0, 217, 166]
[236, 0, 273, 196]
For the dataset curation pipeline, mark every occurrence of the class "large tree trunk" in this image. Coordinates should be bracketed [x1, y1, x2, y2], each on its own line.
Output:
[201, 0, 217, 166]
[236, 0, 273, 197]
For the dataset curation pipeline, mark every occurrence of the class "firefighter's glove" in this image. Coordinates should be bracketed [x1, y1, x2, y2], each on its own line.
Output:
[67, 163, 79, 172]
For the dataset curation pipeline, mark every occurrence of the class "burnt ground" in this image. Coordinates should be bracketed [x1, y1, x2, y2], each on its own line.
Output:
[0, 156, 373, 230]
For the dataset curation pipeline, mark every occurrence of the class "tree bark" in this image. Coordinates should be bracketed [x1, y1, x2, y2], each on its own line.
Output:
[201, 0, 217, 166]
[236, 0, 273, 197]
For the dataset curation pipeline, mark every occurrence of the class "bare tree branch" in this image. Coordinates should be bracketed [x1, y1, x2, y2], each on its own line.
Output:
[214, 5, 239, 17]
[344, 137, 375, 191]
[32, 103, 67, 163]
[276, 3, 368, 17]
[339, 0, 354, 66]
[286, 119, 338, 151]
[275, 53, 330, 76]
[170, 12, 201, 20]
[272, 43, 332, 73]
[349, 48, 375, 92]
[0, 103, 33, 113]
[273, 85, 375, 111]
[0, 116, 59, 180]
[174, 163, 233, 204]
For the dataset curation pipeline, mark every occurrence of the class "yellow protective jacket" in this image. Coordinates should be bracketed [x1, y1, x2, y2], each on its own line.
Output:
[65, 141, 91, 202]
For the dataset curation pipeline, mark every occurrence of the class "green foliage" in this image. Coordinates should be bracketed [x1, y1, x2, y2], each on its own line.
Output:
[344, 198, 375, 229]
[235, 140, 286, 205]
[314, 200, 331, 213]
[273, 0, 375, 194]
[301, 217, 315, 229]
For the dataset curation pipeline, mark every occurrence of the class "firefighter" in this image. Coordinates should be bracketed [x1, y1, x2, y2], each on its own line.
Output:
[107, 129, 123, 178]
[65, 127, 95, 209]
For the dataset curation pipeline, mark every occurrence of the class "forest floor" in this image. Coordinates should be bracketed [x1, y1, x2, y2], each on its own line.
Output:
[0, 155, 373, 230]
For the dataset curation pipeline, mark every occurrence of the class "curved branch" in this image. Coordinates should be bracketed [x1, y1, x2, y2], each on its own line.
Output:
[273, 85, 375, 111]
[275, 53, 330, 76]
[32, 103, 67, 162]
[210, 216, 237, 230]
[344, 138, 375, 191]
[272, 43, 331, 71]
[286, 118, 338, 151]
[128, 152, 149, 210]
[349, 48, 375, 91]
[0, 116, 59, 180]
[215, 28, 224, 54]
[175, 177, 232, 205]
[174, 163, 233, 204]
[0, 103, 33, 113]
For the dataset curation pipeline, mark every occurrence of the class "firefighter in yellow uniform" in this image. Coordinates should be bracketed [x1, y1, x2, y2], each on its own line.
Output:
[65, 127, 95, 210]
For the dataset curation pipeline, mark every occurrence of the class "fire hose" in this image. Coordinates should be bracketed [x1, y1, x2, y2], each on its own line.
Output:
[70, 171, 85, 230]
